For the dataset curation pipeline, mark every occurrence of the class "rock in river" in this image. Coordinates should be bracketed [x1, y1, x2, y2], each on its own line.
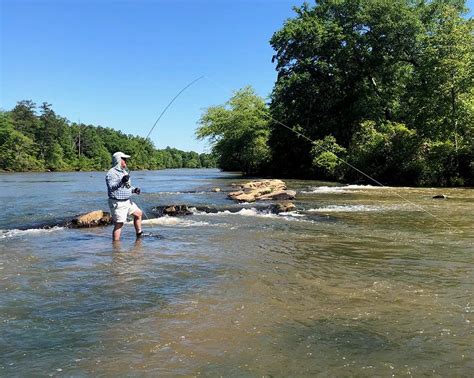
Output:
[70, 210, 112, 228]
[228, 179, 295, 202]
[153, 205, 193, 217]
[271, 202, 296, 213]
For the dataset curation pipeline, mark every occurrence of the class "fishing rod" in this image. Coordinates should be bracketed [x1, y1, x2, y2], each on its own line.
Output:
[128, 76, 206, 220]
[145, 76, 205, 141]
[203, 75, 457, 232]
[122, 74, 456, 232]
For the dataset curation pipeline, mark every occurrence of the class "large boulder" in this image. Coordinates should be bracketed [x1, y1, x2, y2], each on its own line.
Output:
[240, 179, 286, 191]
[228, 179, 293, 202]
[230, 191, 258, 202]
[258, 190, 296, 201]
[70, 210, 112, 228]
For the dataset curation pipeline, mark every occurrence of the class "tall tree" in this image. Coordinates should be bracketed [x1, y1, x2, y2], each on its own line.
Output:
[197, 87, 270, 175]
[10, 100, 40, 140]
[0, 112, 42, 171]
[268, 0, 473, 184]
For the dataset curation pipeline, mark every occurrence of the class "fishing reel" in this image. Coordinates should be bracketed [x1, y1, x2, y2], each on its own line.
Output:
[121, 174, 131, 188]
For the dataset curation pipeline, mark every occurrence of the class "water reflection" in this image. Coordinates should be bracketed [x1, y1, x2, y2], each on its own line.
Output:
[112, 238, 143, 254]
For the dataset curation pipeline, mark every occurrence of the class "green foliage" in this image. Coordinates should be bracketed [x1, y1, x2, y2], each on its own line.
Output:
[348, 121, 422, 184]
[10, 100, 40, 140]
[0, 112, 43, 171]
[311, 135, 346, 179]
[0, 102, 216, 172]
[265, 0, 473, 186]
[418, 140, 471, 186]
[196, 86, 270, 175]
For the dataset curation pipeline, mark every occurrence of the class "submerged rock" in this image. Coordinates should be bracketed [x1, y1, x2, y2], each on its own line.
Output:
[432, 194, 448, 199]
[152, 205, 193, 217]
[271, 202, 296, 213]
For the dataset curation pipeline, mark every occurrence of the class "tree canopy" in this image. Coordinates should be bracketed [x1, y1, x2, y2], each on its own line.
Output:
[196, 87, 271, 175]
[0, 101, 216, 172]
[268, 0, 473, 185]
[197, 0, 473, 186]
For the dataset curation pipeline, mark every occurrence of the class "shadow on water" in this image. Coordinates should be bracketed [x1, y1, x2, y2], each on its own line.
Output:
[280, 318, 394, 353]
[196, 318, 395, 377]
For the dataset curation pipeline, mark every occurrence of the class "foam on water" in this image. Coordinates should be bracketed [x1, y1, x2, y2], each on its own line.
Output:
[302, 184, 386, 194]
[0, 226, 64, 239]
[191, 207, 280, 219]
[282, 211, 306, 218]
[158, 191, 208, 195]
[235, 208, 280, 218]
[139, 216, 209, 227]
[190, 207, 313, 223]
[307, 204, 408, 213]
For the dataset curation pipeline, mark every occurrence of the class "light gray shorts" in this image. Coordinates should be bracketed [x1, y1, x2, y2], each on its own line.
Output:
[108, 199, 139, 223]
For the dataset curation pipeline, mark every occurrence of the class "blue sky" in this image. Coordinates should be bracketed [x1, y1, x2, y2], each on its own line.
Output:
[1, 0, 473, 153]
[1, 0, 298, 153]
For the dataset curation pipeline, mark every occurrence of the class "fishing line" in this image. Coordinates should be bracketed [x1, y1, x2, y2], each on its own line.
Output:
[145, 75, 205, 140]
[203, 75, 457, 232]
[129, 75, 206, 220]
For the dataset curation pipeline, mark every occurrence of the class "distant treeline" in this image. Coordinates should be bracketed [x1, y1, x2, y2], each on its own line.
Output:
[0, 101, 216, 172]
[197, 0, 473, 186]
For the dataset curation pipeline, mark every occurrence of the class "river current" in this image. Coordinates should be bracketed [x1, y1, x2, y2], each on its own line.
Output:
[0, 169, 472, 376]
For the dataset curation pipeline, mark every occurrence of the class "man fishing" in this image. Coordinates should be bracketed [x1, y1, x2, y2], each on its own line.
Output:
[106, 151, 143, 241]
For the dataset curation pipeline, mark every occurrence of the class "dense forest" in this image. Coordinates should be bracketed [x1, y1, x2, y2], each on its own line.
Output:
[0, 101, 216, 172]
[197, 0, 473, 186]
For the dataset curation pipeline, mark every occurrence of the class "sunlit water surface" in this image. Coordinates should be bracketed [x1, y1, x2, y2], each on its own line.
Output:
[0, 169, 472, 376]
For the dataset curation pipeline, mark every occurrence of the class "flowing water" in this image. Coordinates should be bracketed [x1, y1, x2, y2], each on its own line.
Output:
[0, 169, 472, 376]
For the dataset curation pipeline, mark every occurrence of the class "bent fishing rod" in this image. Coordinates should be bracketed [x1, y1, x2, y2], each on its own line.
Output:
[126, 74, 456, 231]
[127, 76, 206, 219]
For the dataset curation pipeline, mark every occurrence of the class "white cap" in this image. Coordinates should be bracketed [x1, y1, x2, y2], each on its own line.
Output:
[113, 151, 131, 159]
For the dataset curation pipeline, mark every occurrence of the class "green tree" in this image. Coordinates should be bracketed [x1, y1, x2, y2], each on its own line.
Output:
[199, 152, 217, 168]
[269, 0, 426, 176]
[183, 151, 201, 168]
[348, 121, 422, 184]
[38, 103, 71, 170]
[0, 112, 43, 171]
[197, 86, 270, 175]
[311, 135, 347, 180]
[4, 101, 217, 172]
[10, 100, 40, 140]
[268, 0, 473, 185]
[404, 2, 474, 140]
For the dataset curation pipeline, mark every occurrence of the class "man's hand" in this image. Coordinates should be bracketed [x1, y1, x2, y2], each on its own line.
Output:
[133, 187, 141, 195]
[121, 175, 130, 185]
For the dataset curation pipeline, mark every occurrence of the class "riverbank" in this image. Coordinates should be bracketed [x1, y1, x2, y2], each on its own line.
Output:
[1, 168, 472, 190]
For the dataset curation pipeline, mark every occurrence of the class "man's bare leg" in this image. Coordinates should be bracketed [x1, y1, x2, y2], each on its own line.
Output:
[133, 209, 143, 236]
[113, 222, 124, 241]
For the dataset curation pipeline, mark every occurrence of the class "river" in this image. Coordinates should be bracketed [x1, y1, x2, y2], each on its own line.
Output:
[0, 169, 472, 376]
